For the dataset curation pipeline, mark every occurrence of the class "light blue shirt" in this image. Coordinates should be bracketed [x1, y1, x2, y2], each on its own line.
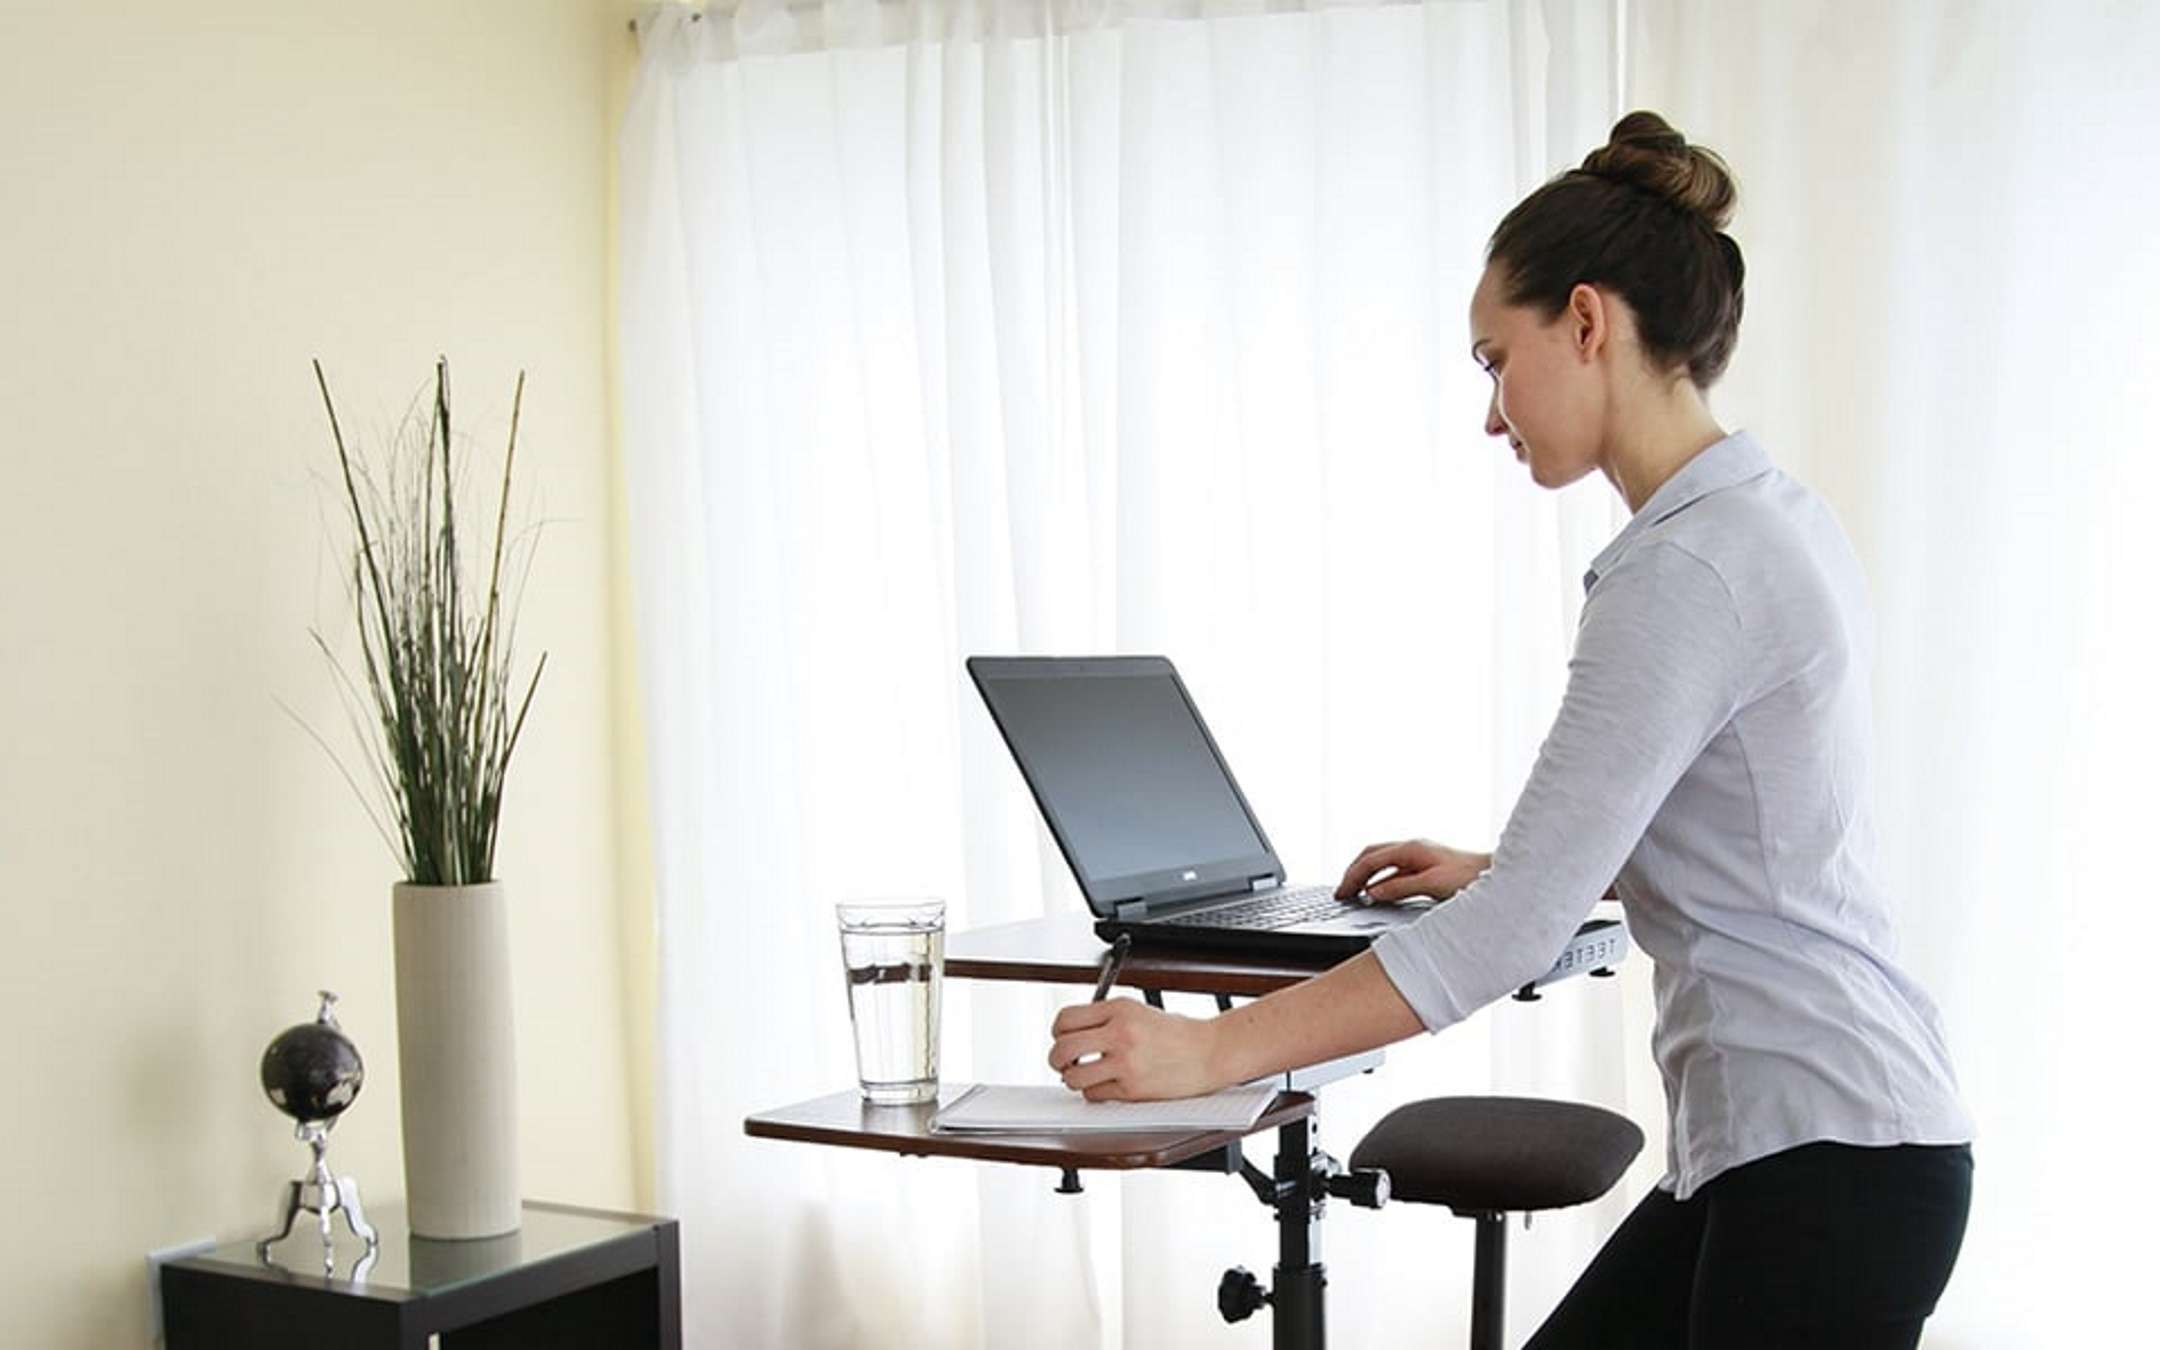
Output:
[1372, 431, 1973, 1199]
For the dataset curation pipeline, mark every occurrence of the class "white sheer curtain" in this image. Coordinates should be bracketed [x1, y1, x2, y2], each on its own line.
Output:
[623, 1, 2160, 1344]
[1628, 3, 2160, 1344]
[618, 2, 1639, 1346]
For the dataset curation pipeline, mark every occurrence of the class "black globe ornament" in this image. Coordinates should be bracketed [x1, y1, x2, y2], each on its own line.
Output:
[256, 991, 379, 1274]
[261, 993, 365, 1124]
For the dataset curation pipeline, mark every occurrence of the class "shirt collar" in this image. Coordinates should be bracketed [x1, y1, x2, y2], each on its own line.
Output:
[1583, 430, 1773, 592]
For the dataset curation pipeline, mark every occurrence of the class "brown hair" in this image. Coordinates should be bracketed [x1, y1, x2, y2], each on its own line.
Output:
[1486, 111, 1745, 388]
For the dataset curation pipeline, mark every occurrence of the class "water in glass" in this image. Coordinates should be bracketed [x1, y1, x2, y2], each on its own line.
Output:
[836, 901, 944, 1105]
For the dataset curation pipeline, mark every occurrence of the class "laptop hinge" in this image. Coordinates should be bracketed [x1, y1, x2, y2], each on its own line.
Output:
[1115, 899, 1150, 921]
[1250, 874, 1280, 893]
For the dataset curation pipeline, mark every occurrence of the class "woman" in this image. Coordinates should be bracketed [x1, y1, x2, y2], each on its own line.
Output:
[1046, 112, 1974, 1347]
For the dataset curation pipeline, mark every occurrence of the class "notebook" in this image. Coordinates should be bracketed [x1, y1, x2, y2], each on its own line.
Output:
[928, 1083, 1278, 1134]
[965, 654, 1441, 960]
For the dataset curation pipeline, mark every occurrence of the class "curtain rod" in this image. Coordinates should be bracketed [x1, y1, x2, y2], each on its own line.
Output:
[628, 0, 1546, 40]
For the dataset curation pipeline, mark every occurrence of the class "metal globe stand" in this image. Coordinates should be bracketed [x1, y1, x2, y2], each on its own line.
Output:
[257, 1118, 379, 1277]
[256, 991, 379, 1278]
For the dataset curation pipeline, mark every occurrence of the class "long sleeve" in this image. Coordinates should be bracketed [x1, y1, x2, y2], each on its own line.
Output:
[1370, 538, 1747, 1032]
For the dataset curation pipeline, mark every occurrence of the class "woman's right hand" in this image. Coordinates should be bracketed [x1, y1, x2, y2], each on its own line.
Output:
[1335, 839, 1491, 903]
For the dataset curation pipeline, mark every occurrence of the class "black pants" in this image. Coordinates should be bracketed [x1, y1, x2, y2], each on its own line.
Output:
[1526, 1141, 1973, 1350]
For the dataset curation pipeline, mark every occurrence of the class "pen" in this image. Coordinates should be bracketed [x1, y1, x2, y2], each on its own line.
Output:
[1090, 934, 1133, 1003]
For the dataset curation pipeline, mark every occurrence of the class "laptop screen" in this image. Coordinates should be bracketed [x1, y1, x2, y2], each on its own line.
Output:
[968, 656, 1278, 914]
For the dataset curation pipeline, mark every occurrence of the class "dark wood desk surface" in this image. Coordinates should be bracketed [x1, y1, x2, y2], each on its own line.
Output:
[745, 1085, 1315, 1171]
[946, 914, 1339, 997]
[748, 920, 1329, 1179]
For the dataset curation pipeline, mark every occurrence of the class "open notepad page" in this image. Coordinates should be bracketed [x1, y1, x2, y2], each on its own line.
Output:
[928, 1083, 1278, 1134]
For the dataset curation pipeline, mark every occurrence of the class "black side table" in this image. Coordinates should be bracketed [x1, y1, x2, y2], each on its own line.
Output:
[162, 1200, 680, 1350]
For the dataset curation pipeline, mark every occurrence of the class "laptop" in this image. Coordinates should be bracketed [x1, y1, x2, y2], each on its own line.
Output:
[966, 654, 1448, 960]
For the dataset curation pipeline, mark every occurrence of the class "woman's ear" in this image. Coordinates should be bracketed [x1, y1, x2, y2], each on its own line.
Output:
[1568, 283, 1608, 363]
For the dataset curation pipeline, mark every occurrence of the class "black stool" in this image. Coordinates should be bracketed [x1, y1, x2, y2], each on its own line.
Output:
[1349, 1097, 1643, 1350]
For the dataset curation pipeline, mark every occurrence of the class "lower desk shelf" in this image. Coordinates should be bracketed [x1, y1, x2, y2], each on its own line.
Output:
[745, 1084, 1316, 1170]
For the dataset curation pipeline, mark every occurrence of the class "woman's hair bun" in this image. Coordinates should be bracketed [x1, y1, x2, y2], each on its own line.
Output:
[1579, 111, 1737, 231]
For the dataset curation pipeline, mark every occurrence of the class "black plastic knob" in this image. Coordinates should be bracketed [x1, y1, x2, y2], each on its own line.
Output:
[1218, 1266, 1268, 1323]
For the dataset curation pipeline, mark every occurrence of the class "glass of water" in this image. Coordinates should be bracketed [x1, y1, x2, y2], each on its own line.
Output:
[835, 899, 945, 1105]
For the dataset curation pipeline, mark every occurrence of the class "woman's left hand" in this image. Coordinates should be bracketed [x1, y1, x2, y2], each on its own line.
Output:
[1048, 998, 1225, 1101]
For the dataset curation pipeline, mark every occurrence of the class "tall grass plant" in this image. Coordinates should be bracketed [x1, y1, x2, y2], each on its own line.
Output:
[306, 358, 545, 886]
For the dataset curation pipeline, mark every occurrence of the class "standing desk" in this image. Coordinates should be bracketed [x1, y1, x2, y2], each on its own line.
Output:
[745, 915, 1385, 1350]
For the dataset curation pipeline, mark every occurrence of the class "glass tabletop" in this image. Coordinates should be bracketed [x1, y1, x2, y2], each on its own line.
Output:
[193, 1201, 662, 1297]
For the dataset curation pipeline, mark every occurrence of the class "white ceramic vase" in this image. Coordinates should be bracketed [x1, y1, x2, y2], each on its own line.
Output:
[392, 880, 521, 1239]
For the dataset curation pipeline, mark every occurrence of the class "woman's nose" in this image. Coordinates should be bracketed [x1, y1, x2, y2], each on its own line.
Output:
[1484, 387, 1508, 438]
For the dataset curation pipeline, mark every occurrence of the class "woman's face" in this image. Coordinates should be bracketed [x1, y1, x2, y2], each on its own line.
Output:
[1467, 264, 1608, 489]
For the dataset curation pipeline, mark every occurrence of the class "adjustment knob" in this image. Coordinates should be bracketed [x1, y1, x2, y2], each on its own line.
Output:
[1218, 1266, 1268, 1323]
[1328, 1166, 1390, 1210]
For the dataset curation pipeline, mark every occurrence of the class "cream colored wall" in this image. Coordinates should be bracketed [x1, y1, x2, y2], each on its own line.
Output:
[606, 0, 664, 1226]
[0, 3, 647, 1346]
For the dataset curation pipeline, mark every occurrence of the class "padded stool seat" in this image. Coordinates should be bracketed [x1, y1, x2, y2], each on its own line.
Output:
[1350, 1096, 1644, 1214]
[1349, 1097, 1643, 1350]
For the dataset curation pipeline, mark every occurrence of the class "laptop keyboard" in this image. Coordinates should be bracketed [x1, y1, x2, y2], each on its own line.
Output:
[1154, 885, 1350, 930]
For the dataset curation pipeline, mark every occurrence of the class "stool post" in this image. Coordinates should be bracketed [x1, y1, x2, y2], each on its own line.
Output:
[1469, 1212, 1506, 1350]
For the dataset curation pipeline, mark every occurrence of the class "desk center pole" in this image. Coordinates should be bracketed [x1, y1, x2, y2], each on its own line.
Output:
[1272, 1115, 1327, 1350]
